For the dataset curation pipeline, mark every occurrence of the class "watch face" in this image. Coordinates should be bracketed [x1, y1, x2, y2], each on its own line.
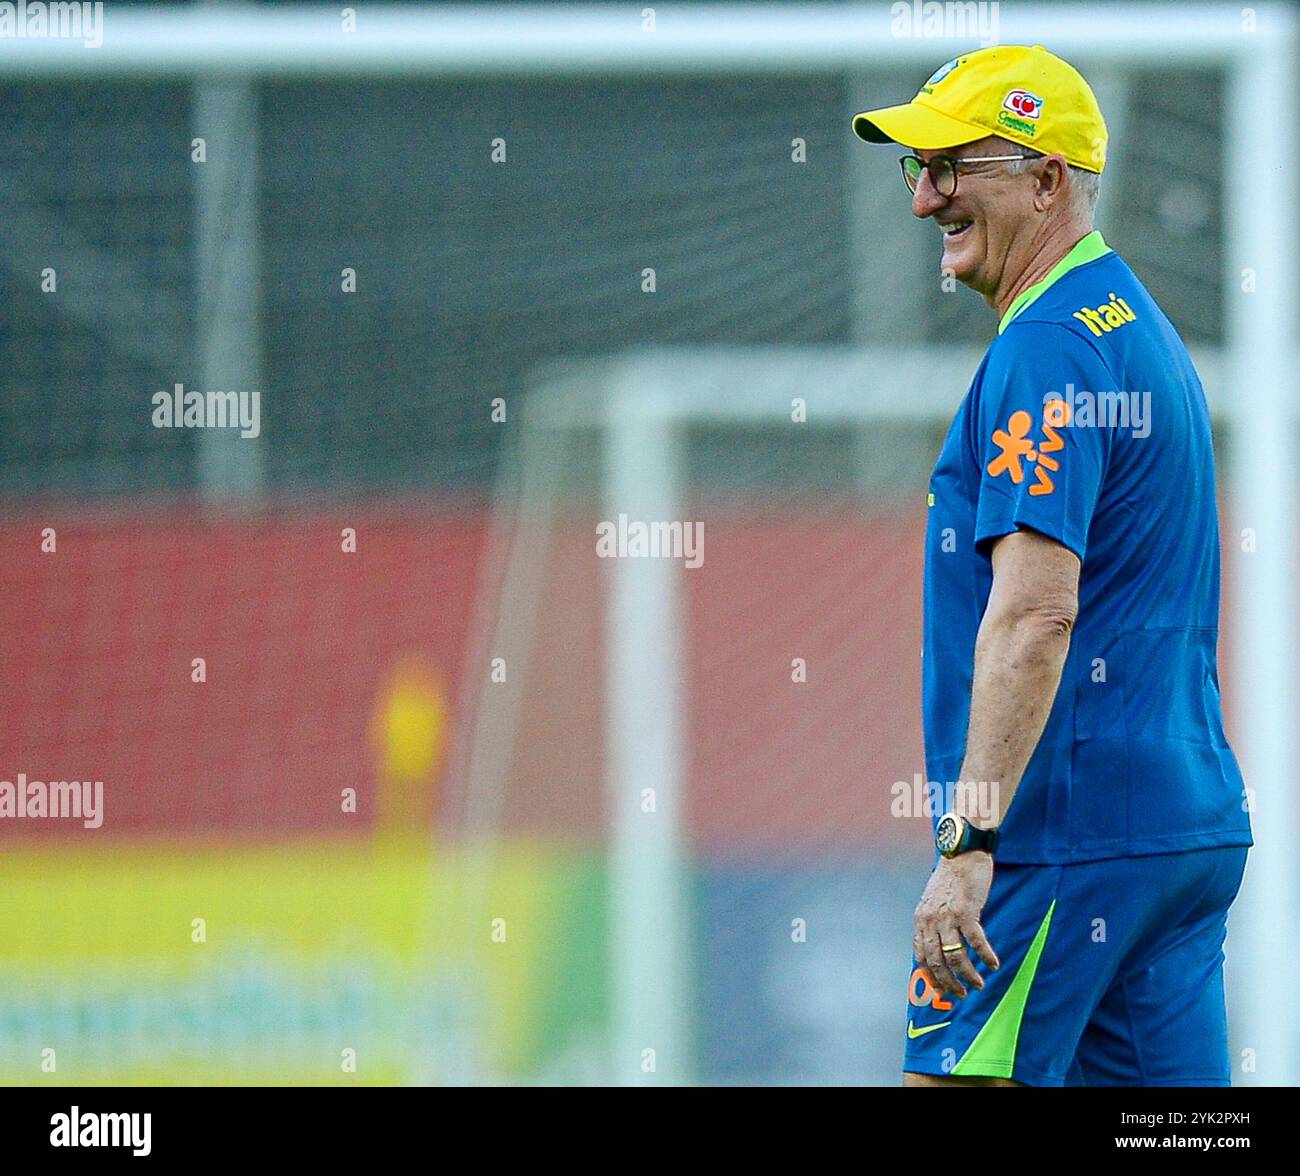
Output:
[936, 814, 961, 855]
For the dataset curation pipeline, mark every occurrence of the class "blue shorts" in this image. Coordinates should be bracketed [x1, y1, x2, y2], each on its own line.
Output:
[902, 845, 1248, 1086]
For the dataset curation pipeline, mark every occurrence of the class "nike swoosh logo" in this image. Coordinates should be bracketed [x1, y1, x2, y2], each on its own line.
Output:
[907, 1019, 952, 1039]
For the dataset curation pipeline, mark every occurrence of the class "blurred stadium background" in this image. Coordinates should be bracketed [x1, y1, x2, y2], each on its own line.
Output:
[0, 0, 1295, 1085]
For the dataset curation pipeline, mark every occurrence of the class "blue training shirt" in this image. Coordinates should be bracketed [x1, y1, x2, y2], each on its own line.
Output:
[923, 231, 1253, 864]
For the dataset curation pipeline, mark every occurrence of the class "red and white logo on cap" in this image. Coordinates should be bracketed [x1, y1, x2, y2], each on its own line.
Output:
[1002, 89, 1044, 119]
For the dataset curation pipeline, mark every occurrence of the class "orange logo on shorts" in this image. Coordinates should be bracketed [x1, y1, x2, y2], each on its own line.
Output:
[908, 966, 954, 1012]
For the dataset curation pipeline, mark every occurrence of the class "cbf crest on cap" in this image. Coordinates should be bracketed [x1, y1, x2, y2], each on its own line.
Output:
[923, 56, 965, 89]
[852, 44, 1108, 174]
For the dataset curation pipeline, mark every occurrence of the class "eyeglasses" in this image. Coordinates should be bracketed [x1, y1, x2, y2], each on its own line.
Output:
[899, 153, 1036, 198]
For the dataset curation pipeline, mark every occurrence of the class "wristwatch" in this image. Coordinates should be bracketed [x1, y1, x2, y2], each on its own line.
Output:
[936, 812, 1000, 858]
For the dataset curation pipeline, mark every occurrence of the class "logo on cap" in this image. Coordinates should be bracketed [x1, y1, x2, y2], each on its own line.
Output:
[1002, 89, 1044, 119]
[925, 57, 964, 87]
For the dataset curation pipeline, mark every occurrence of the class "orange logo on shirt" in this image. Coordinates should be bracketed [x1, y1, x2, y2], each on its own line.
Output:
[987, 398, 1072, 496]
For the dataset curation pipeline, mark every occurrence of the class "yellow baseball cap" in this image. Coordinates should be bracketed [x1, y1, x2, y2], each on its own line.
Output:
[852, 44, 1108, 174]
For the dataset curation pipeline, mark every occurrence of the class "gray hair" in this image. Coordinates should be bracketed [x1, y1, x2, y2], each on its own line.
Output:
[1007, 147, 1101, 220]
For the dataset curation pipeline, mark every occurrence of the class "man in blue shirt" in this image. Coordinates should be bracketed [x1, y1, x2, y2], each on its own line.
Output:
[852, 44, 1251, 1086]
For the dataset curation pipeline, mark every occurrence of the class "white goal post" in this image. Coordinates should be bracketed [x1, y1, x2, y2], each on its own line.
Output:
[7, 3, 1295, 1086]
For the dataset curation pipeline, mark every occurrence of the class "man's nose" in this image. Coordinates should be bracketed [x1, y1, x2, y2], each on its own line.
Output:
[910, 168, 947, 219]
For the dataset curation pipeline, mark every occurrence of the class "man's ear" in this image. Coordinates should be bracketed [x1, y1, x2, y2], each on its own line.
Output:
[1033, 155, 1069, 210]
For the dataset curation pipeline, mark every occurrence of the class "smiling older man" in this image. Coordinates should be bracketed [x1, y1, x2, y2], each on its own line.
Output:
[852, 45, 1252, 1087]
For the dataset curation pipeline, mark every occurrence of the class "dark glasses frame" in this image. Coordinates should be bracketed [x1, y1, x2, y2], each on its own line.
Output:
[899, 152, 1037, 197]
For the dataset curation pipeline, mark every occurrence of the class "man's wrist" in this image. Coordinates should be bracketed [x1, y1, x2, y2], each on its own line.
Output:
[936, 812, 1001, 858]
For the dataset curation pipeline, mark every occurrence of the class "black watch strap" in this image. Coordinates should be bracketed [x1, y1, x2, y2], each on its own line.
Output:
[962, 822, 1000, 856]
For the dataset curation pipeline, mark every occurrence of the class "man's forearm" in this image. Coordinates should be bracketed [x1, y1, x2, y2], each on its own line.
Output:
[955, 607, 1074, 828]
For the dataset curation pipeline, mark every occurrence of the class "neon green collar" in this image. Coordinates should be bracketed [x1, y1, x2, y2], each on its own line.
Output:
[997, 230, 1111, 334]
